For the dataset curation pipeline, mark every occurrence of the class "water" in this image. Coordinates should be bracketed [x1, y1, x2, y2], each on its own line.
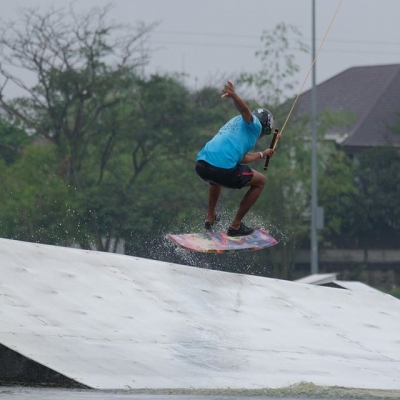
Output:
[161, 210, 285, 275]
[2, 384, 400, 400]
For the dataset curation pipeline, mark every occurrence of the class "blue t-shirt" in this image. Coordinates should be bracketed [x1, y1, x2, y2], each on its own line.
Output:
[196, 115, 262, 169]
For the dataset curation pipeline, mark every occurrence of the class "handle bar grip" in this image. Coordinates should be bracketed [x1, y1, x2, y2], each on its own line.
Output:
[263, 128, 280, 171]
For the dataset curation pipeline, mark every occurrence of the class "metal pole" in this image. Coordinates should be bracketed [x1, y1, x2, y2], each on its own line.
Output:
[311, 0, 319, 274]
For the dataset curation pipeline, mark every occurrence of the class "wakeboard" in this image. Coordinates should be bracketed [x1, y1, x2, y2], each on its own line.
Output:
[166, 229, 277, 253]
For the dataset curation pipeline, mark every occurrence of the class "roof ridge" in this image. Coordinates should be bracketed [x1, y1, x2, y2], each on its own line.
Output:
[348, 65, 400, 135]
[298, 64, 400, 98]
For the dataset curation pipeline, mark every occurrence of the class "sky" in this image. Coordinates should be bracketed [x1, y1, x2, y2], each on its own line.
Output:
[1, 0, 400, 99]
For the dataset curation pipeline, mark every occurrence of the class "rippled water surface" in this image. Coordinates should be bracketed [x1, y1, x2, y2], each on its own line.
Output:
[2, 383, 400, 400]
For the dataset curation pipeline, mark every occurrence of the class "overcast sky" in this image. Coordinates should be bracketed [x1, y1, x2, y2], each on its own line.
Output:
[1, 0, 400, 98]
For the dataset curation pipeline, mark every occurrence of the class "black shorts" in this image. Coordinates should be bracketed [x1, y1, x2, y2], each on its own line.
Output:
[195, 160, 254, 189]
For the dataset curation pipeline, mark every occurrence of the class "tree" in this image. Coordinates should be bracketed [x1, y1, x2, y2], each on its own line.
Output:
[0, 4, 159, 251]
[0, 144, 76, 244]
[0, 4, 157, 182]
[239, 22, 309, 107]
[80, 74, 206, 253]
[346, 147, 400, 248]
[0, 116, 32, 164]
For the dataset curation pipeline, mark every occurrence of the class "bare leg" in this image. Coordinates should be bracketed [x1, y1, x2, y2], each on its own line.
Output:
[206, 184, 222, 222]
[230, 170, 266, 229]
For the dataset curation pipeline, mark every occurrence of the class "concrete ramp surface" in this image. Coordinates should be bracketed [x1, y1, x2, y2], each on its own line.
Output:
[0, 238, 400, 390]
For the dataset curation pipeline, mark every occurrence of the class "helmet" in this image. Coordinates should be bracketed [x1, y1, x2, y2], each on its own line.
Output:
[253, 108, 274, 135]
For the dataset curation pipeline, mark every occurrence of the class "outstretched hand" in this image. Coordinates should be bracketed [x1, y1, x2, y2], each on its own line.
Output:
[221, 80, 235, 98]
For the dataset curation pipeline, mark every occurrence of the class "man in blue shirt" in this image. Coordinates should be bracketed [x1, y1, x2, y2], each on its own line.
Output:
[195, 81, 279, 237]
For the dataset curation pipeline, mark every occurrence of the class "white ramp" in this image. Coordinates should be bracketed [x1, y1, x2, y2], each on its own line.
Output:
[1, 238, 400, 390]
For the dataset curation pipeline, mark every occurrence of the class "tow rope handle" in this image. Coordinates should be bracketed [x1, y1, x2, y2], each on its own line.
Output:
[263, 128, 280, 171]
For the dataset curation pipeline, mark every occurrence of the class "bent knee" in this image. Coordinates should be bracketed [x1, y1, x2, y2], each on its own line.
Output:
[251, 172, 267, 188]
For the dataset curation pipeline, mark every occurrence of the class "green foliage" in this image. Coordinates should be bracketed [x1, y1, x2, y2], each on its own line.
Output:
[316, 110, 357, 247]
[0, 4, 157, 182]
[0, 118, 32, 164]
[0, 144, 77, 245]
[383, 287, 400, 300]
[349, 147, 400, 248]
[239, 22, 309, 107]
[319, 149, 357, 240]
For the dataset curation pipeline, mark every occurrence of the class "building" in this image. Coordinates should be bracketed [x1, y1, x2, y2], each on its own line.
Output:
[292, 64, 400, 289]
[294, 63, 400, 152]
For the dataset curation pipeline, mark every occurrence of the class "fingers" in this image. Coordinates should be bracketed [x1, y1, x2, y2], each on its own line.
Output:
[221, 80, 234, 98]
[265, 149, 275, 157]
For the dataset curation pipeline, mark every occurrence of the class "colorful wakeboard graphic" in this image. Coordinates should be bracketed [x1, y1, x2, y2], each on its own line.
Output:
[166, 229, 278, 253]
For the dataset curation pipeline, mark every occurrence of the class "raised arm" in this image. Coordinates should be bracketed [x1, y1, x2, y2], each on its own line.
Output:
[221, 81, 253, 123]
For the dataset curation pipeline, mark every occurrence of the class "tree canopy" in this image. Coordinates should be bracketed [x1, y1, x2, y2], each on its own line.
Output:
[0, 6, 399, 279]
